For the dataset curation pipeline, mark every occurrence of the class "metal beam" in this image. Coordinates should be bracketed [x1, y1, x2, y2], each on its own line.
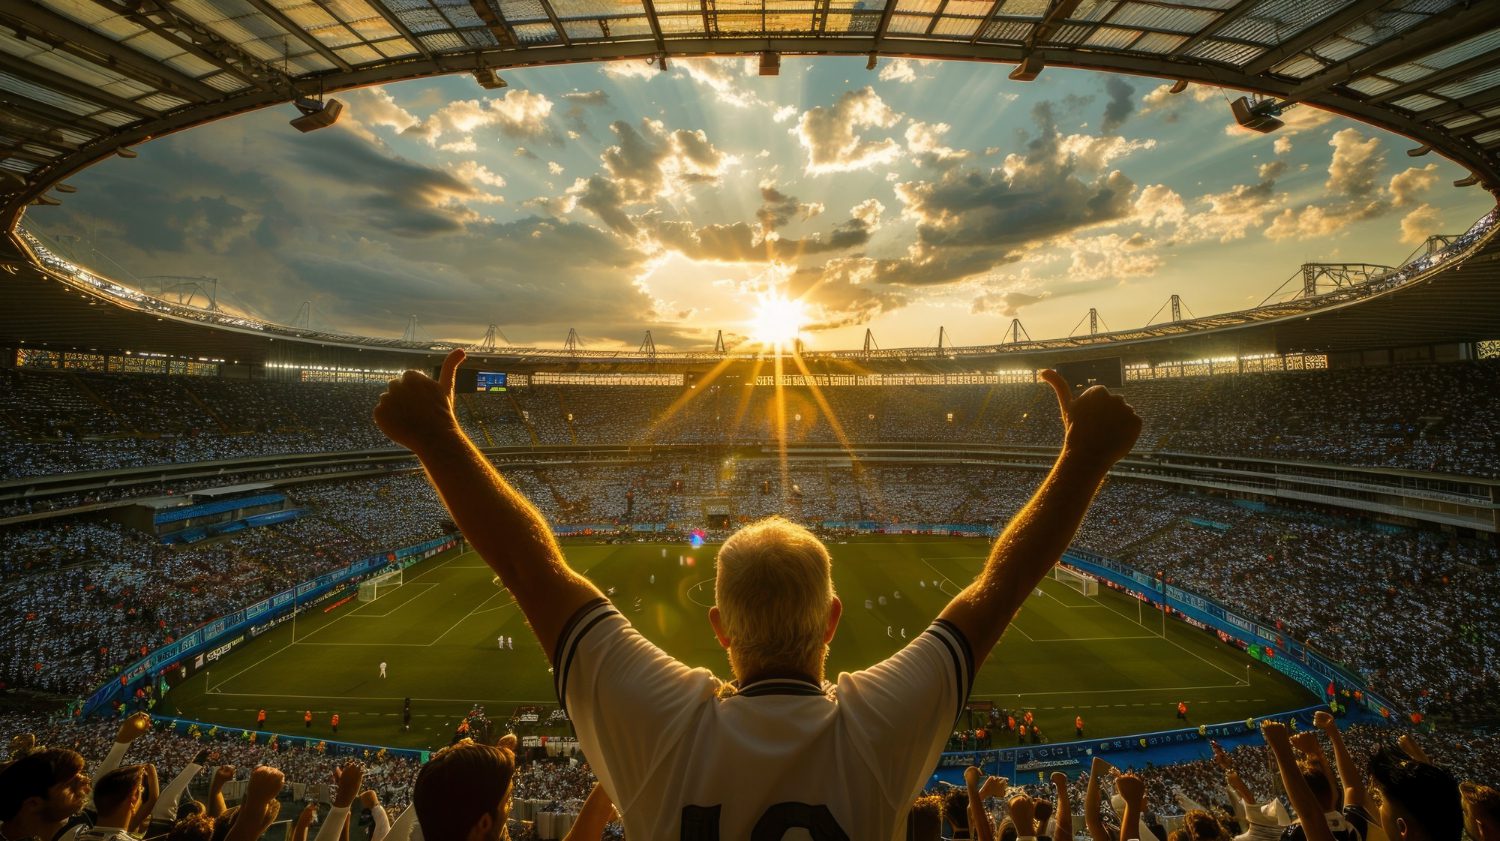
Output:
[1454, 112, 1500, 139]
[640, 0, 667, 55]
[1241, 0, 1393, 77]
[107, 0, 285, 91]
[0, 4, 221, 100]
[969, 0, 1007, 45]
[0, 146, 58, 165]
[240, 0, 354, 71]
[1369, 51, 1500, 106]
[0, 51, 157, 119]
[1422, 85, 1500, 122]
[1280, 4, 1500, 103]
[0, 93, 114, 136]
[870, 0, 900, 54]
[535, 0, 574, 47]
[368, 1, 435, 59]
[1170, 0, 1260, 57]
[469, 0, 521, 48]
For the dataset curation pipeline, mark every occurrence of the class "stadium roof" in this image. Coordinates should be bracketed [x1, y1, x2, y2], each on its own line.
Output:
[2, 0, 1500, 228]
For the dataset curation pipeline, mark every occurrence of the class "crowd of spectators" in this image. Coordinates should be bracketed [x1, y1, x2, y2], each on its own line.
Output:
[0, 475, 449, 696]
[2, 708, 1491, 841]
[4, 360, 1499, 479]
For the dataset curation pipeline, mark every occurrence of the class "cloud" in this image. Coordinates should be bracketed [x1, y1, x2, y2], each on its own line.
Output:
[757, 184, 824, 232]
[1399, 204, 1443, 244]
[560, 89, 610, 135]
[676, 58, 766, 109]
[905, 121, 970, 169]
[971, 290, 1048, 316]
[772, 105, 798, 124]
[795, 87, 904, 174]
[569, 118, 734, 234]
[1389, 163, 1439, 207]
[342, 88, 422, 142]
[1101, 76, 1135, 134]
[1273, 135, 1293, 155]
[28, 112, 665, 341]
[1264, 131, 1440, 242]
[547, 161, 565, 175]
[1139, 82, 1218, 122]
[601, 60, 659, 80]
[404, 89, 558, 147]
[878, 59, 923, 84]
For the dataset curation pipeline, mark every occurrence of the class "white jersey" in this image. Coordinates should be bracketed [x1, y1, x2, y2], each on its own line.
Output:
[556, 598, 974, 841]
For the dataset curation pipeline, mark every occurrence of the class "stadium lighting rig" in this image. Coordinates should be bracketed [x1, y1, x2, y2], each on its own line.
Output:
[473, 68, 508, 90]
[1230, 96, 1288, 134]
[290, 96, 344, 133]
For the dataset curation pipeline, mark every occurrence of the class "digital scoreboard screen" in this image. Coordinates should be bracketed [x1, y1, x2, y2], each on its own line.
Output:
[476, 371, 508, 392]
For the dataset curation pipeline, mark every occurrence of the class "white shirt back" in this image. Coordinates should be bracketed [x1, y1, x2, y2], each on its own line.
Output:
[555, 598, 974, 841]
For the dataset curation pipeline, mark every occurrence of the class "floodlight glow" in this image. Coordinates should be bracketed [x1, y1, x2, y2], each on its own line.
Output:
[746, 293, 806, 351]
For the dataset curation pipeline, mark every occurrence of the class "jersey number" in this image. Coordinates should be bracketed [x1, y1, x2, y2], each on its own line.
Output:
[681, 803, 850, 841]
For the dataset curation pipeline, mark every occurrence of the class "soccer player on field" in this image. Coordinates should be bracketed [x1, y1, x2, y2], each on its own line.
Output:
[375, 350, 1140, 840]
[379, 661, 387, 679]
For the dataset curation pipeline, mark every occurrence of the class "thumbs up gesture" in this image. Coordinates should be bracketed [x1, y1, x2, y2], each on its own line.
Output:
[374, 348, 466, 453]
[1039, 369, 1141, 471]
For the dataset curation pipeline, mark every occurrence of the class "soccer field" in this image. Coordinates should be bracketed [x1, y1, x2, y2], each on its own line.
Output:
[159, 537, 1311, 750]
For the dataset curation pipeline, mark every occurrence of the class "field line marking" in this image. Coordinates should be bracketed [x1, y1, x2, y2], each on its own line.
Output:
[355, 583, 440, 617]
[197, 689, 561, 704]
[1024, 634, 1162, 642]
[298, 551, 465, 642]
[207, 641, 297, 693]
[1094, 588, 1248, 685]
[427, 589, 506, 646]
[971, 680, 1247, 699]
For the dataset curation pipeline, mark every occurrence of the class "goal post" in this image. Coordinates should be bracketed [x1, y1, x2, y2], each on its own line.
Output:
[358, 568, 403, 603]
[1050, 564, 1099, 596]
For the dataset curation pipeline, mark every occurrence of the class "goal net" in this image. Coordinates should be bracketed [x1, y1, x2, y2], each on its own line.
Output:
[358, 568, 403, 603]
[1050, 564, 1099, 596]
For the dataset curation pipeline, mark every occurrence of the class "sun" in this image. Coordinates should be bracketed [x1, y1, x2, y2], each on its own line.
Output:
[746, 293, 807, 351]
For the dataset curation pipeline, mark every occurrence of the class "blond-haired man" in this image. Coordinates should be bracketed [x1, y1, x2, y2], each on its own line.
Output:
[375, 351, 1139, 840]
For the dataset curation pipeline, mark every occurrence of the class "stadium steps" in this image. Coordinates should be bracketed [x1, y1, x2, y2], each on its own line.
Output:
[67, 373, 134, 434]
[180, 386, 232, 433]
[506, 391, 541, 446]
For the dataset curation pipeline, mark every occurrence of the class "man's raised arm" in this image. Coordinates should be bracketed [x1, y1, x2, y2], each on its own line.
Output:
[374, 349, 604, 660]
[939, 369, 1140, 667]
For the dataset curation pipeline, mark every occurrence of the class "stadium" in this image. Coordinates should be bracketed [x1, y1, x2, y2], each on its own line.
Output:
[1, 1, 1498, 839]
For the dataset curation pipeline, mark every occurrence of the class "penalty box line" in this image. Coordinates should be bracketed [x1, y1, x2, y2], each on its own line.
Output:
[210, 551, 472, 693]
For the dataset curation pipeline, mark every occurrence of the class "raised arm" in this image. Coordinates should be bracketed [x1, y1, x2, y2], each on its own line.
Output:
[938, 371, 1140, 663]
[1314, 711, 1369, 816]
[151, 750, 206, 822]
[1262, 721, 1335, 841]
[1053, 771, 1075, 841]
[1087, 757, 1115, 841]
[374, 349, 603, 659]
[562, 783, 618, 841]
[1116, 774, 1145, 841]
[966, 767, 996, 841]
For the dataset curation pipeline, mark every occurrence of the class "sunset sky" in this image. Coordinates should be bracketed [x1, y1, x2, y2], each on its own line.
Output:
[29, 56, 1498, 352]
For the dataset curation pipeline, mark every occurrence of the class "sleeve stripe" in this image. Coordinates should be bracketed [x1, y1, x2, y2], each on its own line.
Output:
[927, 620, 976, 725]
[552, 598, 616, 711]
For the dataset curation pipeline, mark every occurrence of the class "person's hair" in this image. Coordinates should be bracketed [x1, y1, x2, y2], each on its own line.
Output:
[1299, 761, 1335, 809]
[908, 794, 944, 841]
[1463, 783, 1500, 830]
[414, 739, 515, 841]
[1035, 799, 1054, 825]
[1368, 745, 1462, 841]
[167, 814, 216, 841]
[1184, 809, 1224, 841]
[177, 800, 207, 820]
[715, 517, 836, 676]
[0, 748, 86, 819]
[1169, 829, 1192, 841]
[93, 765, 146, 817]
[943, 788, 970, 831]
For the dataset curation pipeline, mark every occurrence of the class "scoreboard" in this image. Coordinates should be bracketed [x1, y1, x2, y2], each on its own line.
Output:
[476, 371, 508, 392]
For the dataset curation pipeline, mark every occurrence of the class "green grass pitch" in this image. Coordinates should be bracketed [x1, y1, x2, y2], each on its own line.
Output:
[159, 537, 1312, 751]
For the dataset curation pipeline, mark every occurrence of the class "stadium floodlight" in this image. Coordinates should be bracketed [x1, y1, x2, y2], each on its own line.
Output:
[759, 51, 780, 76]
[116, 146, 138, 158]
[1009, 53, 1044, 81]
[31, 193, 60, 206]
[473, 68, 508, 90]
[55, 183, 76, 193]
[1454, 174, 1480, 187]
[289, 97, 344, 133]
[1230, 96, 1284, 133]
[1169, 79, 1189, 94]
[656, 54, 670, 72]
[866, 53, 877, 70]
[1407, 145, 1432, 157]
